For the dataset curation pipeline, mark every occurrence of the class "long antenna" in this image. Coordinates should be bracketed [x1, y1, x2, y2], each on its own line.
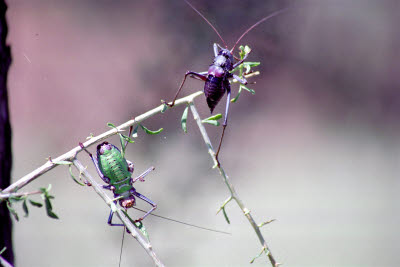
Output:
[118, 227, 126, 267]
[185, 0, 228, 49]
[231, 7, 288, 52]
[132, 207, 231, 235]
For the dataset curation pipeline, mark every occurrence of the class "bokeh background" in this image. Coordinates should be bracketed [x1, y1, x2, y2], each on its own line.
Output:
[7, 0, 400, 266]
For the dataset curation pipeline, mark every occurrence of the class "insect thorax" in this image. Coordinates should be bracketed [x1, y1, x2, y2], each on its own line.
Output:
[214, 49, 234, 70]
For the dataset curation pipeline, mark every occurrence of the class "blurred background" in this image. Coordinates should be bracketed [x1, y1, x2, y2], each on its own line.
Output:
[7, 0, 400, 266]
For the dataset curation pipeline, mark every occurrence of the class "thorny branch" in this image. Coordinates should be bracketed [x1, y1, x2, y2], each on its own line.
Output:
[1, 91, 202, 194]
[0, 190, 42, 200]
[4, 70, 278, 266]
[187, 101, 278, 266]
[72, 159, 164, 267]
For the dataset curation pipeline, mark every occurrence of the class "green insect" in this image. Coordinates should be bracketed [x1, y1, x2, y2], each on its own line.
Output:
[79, 141, 156, 225]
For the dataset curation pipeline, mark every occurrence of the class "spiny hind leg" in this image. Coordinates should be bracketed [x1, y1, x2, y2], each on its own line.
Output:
[163, 71, 207, 107]
[131, 166, 155, 183]
[132, 191, 157, 222]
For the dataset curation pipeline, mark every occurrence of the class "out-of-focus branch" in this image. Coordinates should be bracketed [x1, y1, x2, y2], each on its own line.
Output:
[0, 254, 13, 267]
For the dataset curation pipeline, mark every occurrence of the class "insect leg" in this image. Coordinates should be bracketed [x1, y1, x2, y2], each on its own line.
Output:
[232, 48, 251, 69]
[131, 166, 155, 183]
[232, 74, 248, 85]
[132, 192, 157, 222]
[107, 201, 124, 227]
[79, 142, 111, 184]
[215, 83, 231, 166]
[163, 71, 207, 107]
[102, 184, 115, 191]
[189, 71, 207, 80]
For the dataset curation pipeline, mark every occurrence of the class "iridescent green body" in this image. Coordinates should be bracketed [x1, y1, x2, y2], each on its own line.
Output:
[97, 144, 133, 196]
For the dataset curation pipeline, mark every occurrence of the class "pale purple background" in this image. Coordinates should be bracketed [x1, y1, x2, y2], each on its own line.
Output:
[7, 0, 400, 266]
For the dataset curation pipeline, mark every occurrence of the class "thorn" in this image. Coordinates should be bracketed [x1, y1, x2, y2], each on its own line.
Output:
[258, 219, 276, 228]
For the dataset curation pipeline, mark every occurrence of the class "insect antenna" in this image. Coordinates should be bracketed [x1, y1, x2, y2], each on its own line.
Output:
[185, 0, 228, 49]
[118, 227, 126, 267]
[132, 207, 231, 235]
[231, 7, 288, 53]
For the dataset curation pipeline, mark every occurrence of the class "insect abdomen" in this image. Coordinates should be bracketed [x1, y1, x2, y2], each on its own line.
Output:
[98, 146, 132, 194]
[204, 76, 225, 113]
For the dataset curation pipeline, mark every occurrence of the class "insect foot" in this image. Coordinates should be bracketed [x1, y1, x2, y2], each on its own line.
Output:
[161, 99, 174, 108]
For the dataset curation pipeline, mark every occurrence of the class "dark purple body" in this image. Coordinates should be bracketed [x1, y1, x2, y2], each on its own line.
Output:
[204, 49, 234, 113]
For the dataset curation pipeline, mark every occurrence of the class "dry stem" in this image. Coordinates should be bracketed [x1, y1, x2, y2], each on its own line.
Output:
[188, 101, 278, 266]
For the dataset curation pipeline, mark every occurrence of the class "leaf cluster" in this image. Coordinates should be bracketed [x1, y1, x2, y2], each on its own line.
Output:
[5, 184, 58, 221]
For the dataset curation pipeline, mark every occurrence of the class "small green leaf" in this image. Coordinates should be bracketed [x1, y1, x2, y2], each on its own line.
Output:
[243, 62, 260, 68]
[9, 196, 24, 203]
[132, 125, 139, 138]
[222, 207, 230, 224]
[202, 113, 222, 127]
[22, 199, 29, 217]
[243, 45, 251, 55]
[243, 62, 260, 74]
[44, 196, 59, 219]
[120, 132, 135, 158]
[231, 90, 241, 103]
[47, 209, 59, 219]
[161, 103, 168, 113]
[29, 200, 43, 207]
[119, 134, 127, 157]
[242, 85, 255, 95]
[6, 202, 19, 221]
[239, 45, 246, 58]
[202, 120, 220, 126]
[203, 113, 222, 121]
[44, 196, 53, 211]
[121, 134, 135, 144]
[107, 122, 134, 155]
[107, 122, 117, 128]
[69, 165, 85, 186]
[181, 105, 189, 133]
[140, 124, 163, 135]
